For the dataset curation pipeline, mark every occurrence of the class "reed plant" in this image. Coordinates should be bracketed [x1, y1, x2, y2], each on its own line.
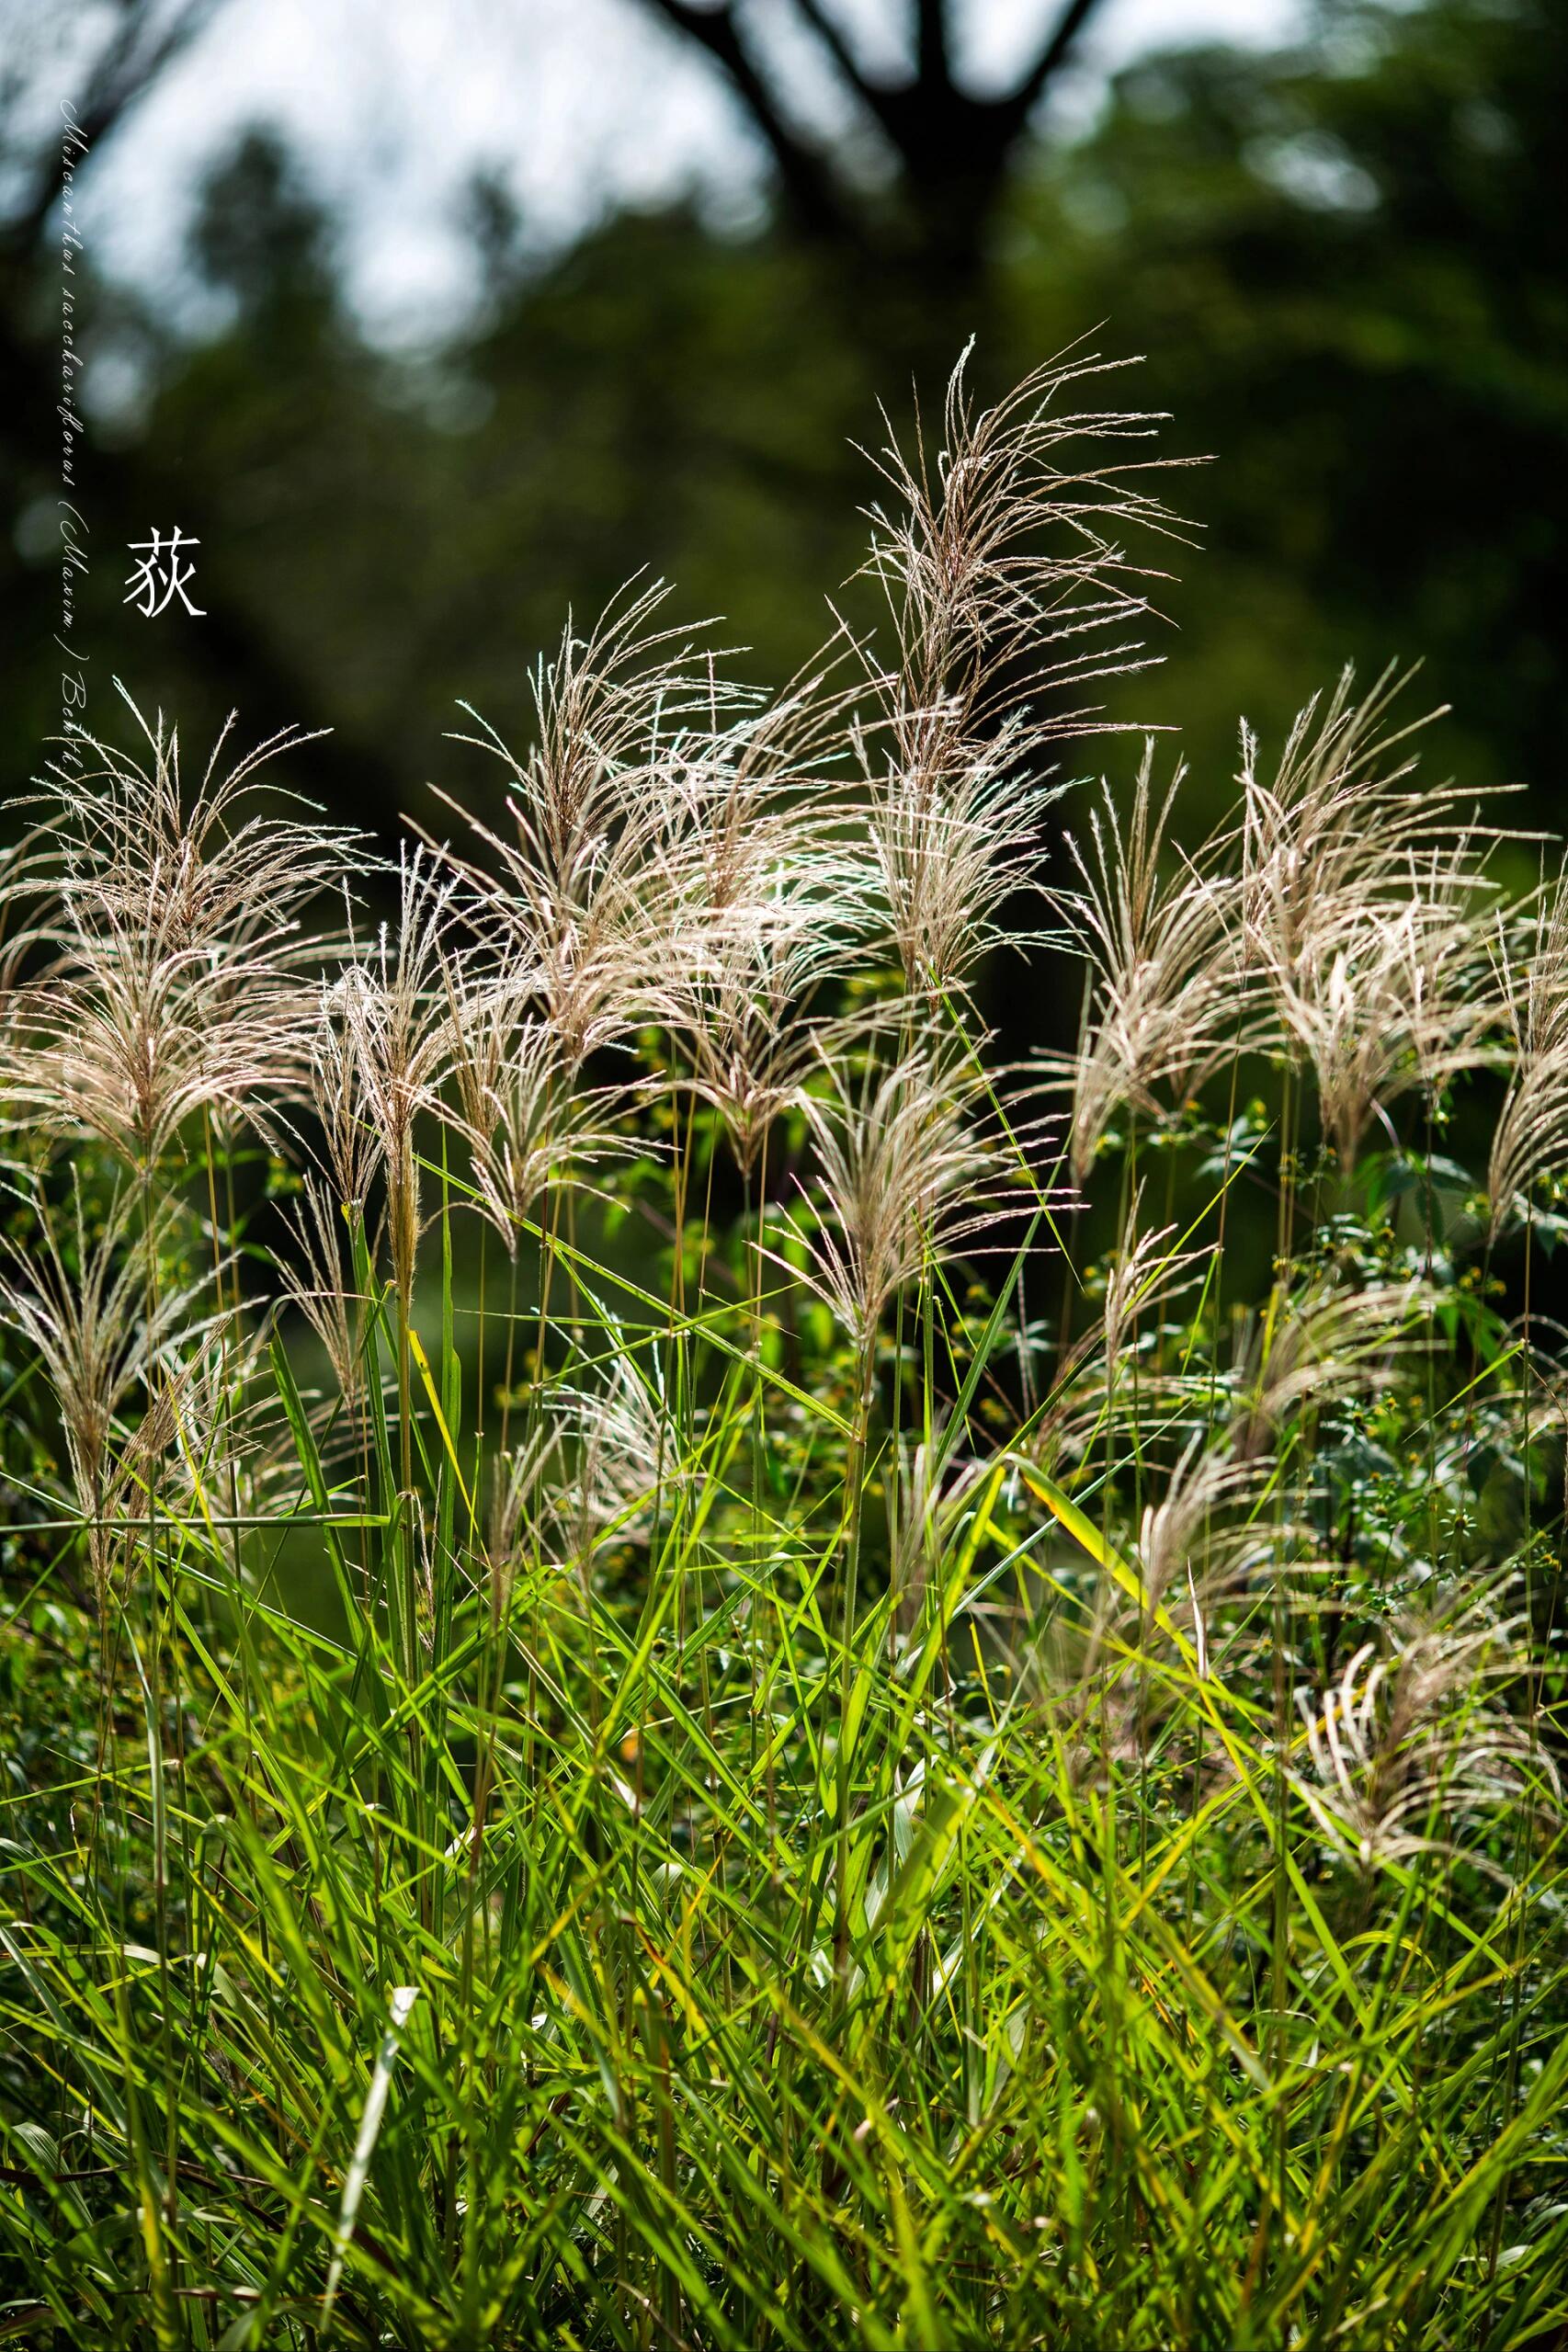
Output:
[2, 347, 1566, 2349]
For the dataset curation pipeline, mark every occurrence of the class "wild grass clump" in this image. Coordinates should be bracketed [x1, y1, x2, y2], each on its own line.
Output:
[3, 347, 1568, 2349]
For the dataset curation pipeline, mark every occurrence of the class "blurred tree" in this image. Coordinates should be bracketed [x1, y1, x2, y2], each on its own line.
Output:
[633, 0, 1105, 291]
[187, 127, 335, 315]
[1004, 0, 1567, 804]
[0, 3, 401, 822]
[1, 0, 1562, 880]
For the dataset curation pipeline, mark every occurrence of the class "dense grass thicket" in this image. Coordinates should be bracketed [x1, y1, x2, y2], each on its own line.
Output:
[4, 352, 1568, 2347]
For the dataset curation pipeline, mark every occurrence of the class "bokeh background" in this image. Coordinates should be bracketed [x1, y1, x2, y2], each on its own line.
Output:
[4, 0, 1563, 939]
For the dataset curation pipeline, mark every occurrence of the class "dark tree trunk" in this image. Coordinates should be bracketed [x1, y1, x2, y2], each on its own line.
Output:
[638, 0, 1107, 294]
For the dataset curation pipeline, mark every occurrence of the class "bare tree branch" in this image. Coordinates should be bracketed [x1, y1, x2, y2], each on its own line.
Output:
[790, 0, 895, 126]
[1000, 0, 1104, 134]
[639, 0, 1111, 278]
[2, 0, 217, 264]
[915, 0, 950, 83]
[636, 0, 860, 243]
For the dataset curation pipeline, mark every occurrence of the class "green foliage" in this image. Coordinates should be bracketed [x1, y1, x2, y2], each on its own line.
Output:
[3, 337, 1568, 2346]
[1003, 0, 1568, 811]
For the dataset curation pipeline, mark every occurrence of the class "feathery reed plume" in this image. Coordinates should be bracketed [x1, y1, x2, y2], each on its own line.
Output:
[1095, 1206, 1210, 1382]
[863, 343, 1184, 738]
[484, 1426, 562, 1612]
[138, 1312, 288, 1539]
[316, 847, 457, 1309]
[1049, 1438, 1289, 1748]
[40, 698, 350, 953]
[310, 981, 384, 1218]
[1267, 853, 1494, 1167]
[783, 1041, 1012, 1346]
[1294, 1591, 1556, 1877]
[884, 1427, 1005, 1640]
[278, 1175, 369, 1415]
[443, 970, 620, 1250]
[657, 816, 866, 1174]
[0, 830, 57, 1100]
[1031, 1203, 1211, 1475]
[437, 583, 756, 1065]
[1242, 666, 1500, 1165]
[11, 700, 356, 1170]
[614, 641, 874, 1164]
[3, 349, 1563, 2347]
[858, 343, 1189, 994]
[863, 721, 1064, 994]
[1230, 1278, 1428, 1459]
[653, 648, 859, 945]
[1242, 666, 1460, 949]
[0, 1180, 208, 1594]
[1488, 870, 1568, 1234]
[1052, 746, 1247, 1181]
[1132, 1434, 1287, 1637]
[550, 1347, 673, 1566]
